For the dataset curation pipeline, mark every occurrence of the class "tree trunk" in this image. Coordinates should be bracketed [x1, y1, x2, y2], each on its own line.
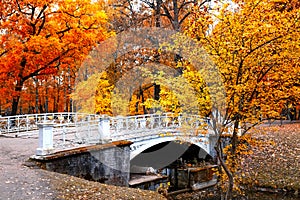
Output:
[11, 80, 24, 116]
[225, 119, 240, 199]
[11, 57, 27, 116]
[64, 83, 67, 112]
[172, 0, 180, 31]
[45, 86, 49, 113]
[34, 78, 39, 114]
[153, 83, 160, 101]
[11, 97, 20, 116]
[56, 88, 60, 112]
[215, 143, 234, 200]
[155, 0, 162, 28]
[53, 96, 57, 113]
[231, 119, 240, 156]
[135, 92, 140, 113]
[153, 0, 162, 103]
[140, 86, 146, 114]
[69, 98, 73, 112]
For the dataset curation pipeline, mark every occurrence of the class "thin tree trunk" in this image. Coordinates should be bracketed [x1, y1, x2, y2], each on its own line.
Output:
[154, 83, 160, 101]
[53, 96, 57, 113]
[34, 78, 39, 114]
[172, 0, 180, 31]
[56, 88, 60, 112]
[45, 86, 49, 113]
[140, 86, 146, 114]
[155, 0, 162, 28]
[153, 0, 162, 103]
[11, 80, 24, 116]
[64, 82, 67, 112]
[135, 92, 140, 113]
[215, 143, 234, 200]
[226, 119, 240, 199]
[231, 119, 240, 156]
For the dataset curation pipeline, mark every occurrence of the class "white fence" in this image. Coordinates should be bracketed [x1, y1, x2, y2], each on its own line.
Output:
[110, 113, 210, 140]
[0, 112, 210, 155]
[0, 112, 100, 134]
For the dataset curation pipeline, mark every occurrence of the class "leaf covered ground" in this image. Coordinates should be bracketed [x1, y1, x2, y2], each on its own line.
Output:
[48, 171, 166, 200]
[241, 123, 300, 192]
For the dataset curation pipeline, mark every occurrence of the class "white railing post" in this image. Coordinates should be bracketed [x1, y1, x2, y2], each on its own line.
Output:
[36, 123, 54, 156]
[7, 117, 10, 133]
[62, 125, 66, 146]
[26, 115, 29, 131]
[140, 117, 146, 129]
[98, 117, 111, 143]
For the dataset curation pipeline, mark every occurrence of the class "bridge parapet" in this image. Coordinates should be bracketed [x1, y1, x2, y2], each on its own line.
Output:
[109, 113, 210, 139]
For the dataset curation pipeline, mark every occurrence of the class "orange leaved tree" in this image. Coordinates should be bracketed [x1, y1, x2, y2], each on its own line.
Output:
[0, 0, 109, 115]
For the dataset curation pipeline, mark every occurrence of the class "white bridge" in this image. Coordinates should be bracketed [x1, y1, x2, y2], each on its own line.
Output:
[0, 112, 217, 159]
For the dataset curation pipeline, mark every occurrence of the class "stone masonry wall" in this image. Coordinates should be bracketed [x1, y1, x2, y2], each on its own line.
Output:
[33, 141, 131, 186]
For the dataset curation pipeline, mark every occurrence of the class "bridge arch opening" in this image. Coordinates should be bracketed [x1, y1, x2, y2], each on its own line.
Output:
[130, 141, 212, 172]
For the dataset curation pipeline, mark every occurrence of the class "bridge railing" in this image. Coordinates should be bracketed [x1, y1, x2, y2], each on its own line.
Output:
[0, 112, 100, 134]
[109, 113, 210, 140]
[1, 112, 211, 155]
[34, 117, 102, 155]
[51, 120, 100, 150]
[61, 113, 210, 145]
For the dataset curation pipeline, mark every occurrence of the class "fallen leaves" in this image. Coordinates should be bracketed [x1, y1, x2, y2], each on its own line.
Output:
[240, 123, 300, 191]
[47, 171, 166, 200]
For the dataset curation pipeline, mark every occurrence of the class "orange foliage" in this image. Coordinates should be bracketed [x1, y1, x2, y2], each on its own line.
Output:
[0, 0, 110, 115]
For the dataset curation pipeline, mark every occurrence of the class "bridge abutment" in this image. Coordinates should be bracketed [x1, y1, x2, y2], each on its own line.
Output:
[31, 141, 132, 186]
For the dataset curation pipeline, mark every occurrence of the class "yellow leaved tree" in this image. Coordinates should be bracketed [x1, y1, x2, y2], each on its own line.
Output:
[183, 0, 300, 198]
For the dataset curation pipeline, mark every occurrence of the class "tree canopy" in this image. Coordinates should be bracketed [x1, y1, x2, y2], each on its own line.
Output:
[0, 0, 110, 115]
[184, 0, 300, 198]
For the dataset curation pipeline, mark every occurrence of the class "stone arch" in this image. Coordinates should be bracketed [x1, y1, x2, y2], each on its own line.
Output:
[130, 135, 210, 161]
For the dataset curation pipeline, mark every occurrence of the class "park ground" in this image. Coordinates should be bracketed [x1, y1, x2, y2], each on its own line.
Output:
[1, 122, 300, 199]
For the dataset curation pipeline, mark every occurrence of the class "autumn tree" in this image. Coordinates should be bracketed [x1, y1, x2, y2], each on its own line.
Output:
[183, 0, 300, 198]
[0, 0, 109, 115]
[80, 0, 214, 115]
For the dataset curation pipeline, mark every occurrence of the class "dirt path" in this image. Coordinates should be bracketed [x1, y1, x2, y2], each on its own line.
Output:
[0, 136, 57, 200]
